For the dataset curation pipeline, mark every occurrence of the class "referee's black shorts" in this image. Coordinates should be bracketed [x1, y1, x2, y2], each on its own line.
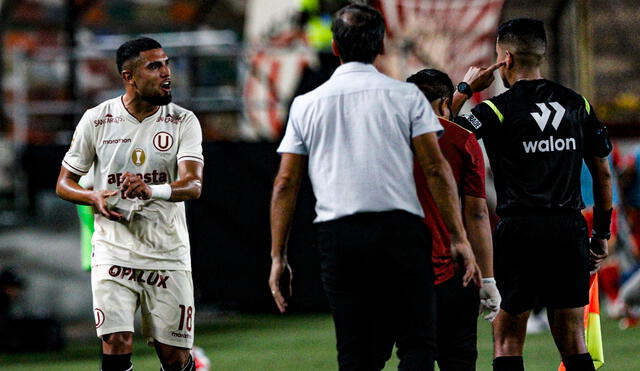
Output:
[494, 210, 590, 315]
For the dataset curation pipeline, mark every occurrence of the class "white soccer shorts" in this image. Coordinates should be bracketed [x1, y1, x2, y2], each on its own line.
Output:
[91, 264, 195, 348]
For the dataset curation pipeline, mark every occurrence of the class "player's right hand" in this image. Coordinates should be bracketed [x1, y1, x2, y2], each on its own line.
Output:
[268, 256, 292, 313]
[450, 238, 482, 288]
[90, 190, 123, 221]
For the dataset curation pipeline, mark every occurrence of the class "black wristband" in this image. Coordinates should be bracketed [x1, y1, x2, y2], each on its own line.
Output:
[592, 208, 612, 239]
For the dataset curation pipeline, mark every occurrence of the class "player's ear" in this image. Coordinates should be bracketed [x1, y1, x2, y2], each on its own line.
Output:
[331, 39, 340, 57]
[121, 69, 135, 86]
[440, 97, 451, 119]
[505, 51, 514, 69]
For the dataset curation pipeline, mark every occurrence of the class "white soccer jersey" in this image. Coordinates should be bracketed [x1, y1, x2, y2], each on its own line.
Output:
[63, 96, 204, 270]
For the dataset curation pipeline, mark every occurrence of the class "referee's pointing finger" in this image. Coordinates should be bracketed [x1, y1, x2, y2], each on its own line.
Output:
[486, 61, 506, 73]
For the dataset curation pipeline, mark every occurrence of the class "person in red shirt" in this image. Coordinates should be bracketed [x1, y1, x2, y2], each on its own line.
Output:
[407, 68, 501, 370]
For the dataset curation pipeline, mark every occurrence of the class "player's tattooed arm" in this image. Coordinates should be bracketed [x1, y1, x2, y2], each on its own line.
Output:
[56, 167, 123, 220]
[119, 160, 203, 202]
[170, 160, 203, 201]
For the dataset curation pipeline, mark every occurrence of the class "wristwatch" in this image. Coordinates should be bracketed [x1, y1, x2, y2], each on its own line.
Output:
[592, 230, 611, 240]
[457, 82, 473, 98]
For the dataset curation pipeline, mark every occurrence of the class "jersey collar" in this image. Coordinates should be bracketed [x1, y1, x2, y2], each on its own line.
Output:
[119, 96, 162, 123]
[331, 62, 378, 78]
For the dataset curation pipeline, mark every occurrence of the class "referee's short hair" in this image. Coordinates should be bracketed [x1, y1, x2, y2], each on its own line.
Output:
[331, 4, 385, 64]
[406, 69, 454, 103]
[116, 37, 163, 73]
[497, 18, 547, 68]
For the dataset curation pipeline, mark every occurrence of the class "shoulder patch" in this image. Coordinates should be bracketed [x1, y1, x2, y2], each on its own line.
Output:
[462, 113, 483, 130]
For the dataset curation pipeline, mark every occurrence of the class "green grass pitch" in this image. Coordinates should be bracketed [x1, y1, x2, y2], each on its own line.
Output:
[0, 313, 637, 370]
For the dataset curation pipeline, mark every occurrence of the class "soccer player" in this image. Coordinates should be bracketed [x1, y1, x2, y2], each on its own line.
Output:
[453, 19, 613, 371]
[56, 37, 204, 371]
[269, 4, 480, 370]
[407, 68, 501, 371]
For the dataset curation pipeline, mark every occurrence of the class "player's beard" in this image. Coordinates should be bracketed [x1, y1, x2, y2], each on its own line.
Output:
[142, 93, 172, 106]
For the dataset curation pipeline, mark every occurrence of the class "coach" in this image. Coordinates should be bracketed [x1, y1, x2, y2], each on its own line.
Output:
[268, 4, 480, 371]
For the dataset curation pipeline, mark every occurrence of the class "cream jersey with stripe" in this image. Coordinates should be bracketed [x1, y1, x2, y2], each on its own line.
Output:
[63, 96, 204, 270]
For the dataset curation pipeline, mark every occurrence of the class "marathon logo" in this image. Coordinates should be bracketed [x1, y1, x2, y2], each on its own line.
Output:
[171, 332, 192, 339]
[522, 136, 577, 153]
[156, 113, 184, 124]
[107, 170, 169, 187]
[102, 138, 132, 145]
[94, 113, 125, 127]
[108, 265, 170, 288]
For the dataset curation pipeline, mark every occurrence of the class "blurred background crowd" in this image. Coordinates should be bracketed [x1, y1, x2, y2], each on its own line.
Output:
[0, 0, 638, 353]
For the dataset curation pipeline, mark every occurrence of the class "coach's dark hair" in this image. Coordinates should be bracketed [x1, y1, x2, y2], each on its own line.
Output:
[331, 4, 385, 64]
[406, 69, 454, 103]
[497, 18, 546, 68]
[116, 37, 163, 73]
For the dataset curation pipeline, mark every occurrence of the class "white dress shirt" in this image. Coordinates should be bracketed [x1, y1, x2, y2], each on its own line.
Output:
[278, 62, 443, 223]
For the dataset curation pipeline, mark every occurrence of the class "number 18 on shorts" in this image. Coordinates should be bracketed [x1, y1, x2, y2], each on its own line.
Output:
[91, 265, 195, 348]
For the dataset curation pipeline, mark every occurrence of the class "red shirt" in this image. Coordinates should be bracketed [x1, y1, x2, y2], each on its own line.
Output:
[414, 117, 486, 285]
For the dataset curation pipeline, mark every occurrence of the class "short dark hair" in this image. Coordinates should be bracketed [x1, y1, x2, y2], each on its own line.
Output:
[497, 18, 546, 67]
[116, 37, 163, 73]
[406, 69, 454, 102]
[331, 4, 385, 64]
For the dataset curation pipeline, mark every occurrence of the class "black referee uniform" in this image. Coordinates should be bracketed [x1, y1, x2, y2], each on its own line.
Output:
[455, 79, 611, 314]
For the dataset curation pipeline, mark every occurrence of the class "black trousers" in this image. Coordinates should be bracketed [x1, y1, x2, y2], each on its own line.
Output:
[435, 275, 480, 371]
[316, 211, 436, 371]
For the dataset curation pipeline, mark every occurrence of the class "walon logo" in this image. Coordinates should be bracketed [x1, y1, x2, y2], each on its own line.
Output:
[523, 102, 576, 153]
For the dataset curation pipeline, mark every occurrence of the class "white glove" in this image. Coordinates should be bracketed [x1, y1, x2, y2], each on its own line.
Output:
[479, 277, 501, 322]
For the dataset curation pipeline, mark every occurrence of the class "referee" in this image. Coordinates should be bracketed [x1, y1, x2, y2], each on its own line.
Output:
[454, 19, 613, 371]
[269, 4, 480, 370]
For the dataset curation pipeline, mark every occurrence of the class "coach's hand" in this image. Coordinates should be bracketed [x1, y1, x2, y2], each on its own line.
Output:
[90, 190, 122, 221]
[463, 62, 505, 93]
[479, 278, 501, 322]
[589, 238, 608, 272]
[120, 172, 152, 200]
[451, 238, 482, 288]
[269, 256, 292, 313]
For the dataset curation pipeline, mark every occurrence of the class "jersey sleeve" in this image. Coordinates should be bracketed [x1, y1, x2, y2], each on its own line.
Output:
[462, 135, 487, 198]
[409, 86, 443, 138]
[277, 98, 309, 155]
[454, 98, 505, 139]
[177, 112, 204, 164]
[582, 97, 612, 158]
[62, 111, 95, 176]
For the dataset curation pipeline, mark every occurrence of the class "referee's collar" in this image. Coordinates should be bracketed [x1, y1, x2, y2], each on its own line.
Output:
[332, 62, 378, 78]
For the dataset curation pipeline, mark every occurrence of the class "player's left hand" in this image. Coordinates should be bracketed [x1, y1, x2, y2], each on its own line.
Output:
[119, 172, 152, 200]
[589, 238, 608, 272]
[479, 278, 501, 322]
[463, 62, 505, 93]
[269, 256, 293, 313]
